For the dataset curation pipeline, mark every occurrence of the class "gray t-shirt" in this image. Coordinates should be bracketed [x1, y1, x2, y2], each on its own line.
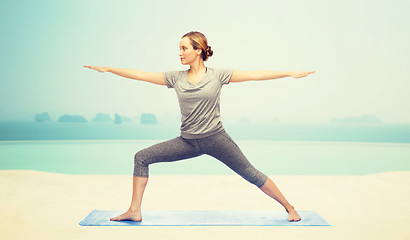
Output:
[163, 67, 233, 139]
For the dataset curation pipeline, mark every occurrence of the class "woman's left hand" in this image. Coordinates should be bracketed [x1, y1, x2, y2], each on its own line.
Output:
[291, 71, 315, 79]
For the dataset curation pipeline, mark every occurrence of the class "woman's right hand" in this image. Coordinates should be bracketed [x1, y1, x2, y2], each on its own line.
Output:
[83, 65, 110, 73]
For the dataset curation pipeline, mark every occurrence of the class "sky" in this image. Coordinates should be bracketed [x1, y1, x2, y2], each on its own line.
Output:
[1, 0, 409, 123]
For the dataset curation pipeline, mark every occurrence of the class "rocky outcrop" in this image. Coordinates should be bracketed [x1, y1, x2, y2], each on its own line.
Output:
[113, 114, 132, 124]
[92, 113, 112, 122]
[141, 113, 158, 124]
[35, 112, 51, 122]
[58, 115, 87, 123]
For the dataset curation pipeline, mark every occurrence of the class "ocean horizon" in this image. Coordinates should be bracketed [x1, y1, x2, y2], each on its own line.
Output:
[1, 139, 409, 176]
[0, 121, 409, 143]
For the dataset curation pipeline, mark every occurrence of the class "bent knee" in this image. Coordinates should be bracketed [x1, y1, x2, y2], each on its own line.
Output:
[133, 151, 149, 177]
[243, 168, 267, 188]
[134, 151, 146, 166]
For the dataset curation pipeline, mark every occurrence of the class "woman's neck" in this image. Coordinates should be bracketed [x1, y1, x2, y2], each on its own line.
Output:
[189, 60, 206, 74]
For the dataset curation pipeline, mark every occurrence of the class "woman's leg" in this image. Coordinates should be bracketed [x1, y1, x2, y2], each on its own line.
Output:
[111, 137, 200, 221]
[110, 176, 147, 221]
[260, 177, 301, 221]
[202, 131, 301, 221]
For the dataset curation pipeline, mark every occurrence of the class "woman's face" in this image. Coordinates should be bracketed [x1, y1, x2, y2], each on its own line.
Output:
[179, 37, 201, 65]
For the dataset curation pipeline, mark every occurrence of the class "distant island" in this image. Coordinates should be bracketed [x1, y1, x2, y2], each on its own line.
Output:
[35, 112, 51, 122]
[113, 113, 132, 124]
[92, 113, 112, 122]
[58, 115, 87, 123]
[141, 113, 158, 124]
[32, 112, 159, 124]
[331, 114, 383, 124]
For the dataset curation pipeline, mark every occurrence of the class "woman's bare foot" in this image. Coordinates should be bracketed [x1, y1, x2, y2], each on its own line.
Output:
[286, 206, 301, 222]
[110, 210, 142, 222]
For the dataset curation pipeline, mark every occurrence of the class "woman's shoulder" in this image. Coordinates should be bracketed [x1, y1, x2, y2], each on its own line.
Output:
[208, 67, 234, 76]
[163, 69, 187, 79]
[207, 67, 234, 85]
[164, 69, 187, 74]
[208, 67, 233, 72]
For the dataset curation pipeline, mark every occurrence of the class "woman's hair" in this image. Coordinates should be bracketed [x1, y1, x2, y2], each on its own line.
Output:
[182, 31, 213, 61]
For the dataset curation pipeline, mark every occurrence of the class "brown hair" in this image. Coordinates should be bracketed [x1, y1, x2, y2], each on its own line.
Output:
[182, 31, 213, 61]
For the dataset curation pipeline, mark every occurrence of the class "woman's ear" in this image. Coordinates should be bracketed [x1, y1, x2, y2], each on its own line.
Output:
[196, 48, 202, 56]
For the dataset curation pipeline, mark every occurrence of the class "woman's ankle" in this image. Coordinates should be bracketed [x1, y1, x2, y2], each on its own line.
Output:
[285, 205, 295, 213]
[128, 207, 141, 213]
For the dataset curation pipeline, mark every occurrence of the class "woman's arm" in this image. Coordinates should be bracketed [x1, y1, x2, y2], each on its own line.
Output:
[230, 70, 315, 83]
[83, 66, 166, 86]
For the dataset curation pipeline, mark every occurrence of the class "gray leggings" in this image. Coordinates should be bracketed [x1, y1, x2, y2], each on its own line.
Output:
[133, 130, 268, 188]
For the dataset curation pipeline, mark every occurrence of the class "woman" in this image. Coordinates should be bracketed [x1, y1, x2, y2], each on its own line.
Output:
[84, 31, 314, 222]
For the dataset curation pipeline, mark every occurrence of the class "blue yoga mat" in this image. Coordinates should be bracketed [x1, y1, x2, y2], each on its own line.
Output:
[79, 210, 330, 226]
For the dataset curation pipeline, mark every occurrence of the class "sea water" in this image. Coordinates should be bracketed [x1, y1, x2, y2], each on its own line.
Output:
[1, 139, 409, 175]
[1, 121, 410, 143]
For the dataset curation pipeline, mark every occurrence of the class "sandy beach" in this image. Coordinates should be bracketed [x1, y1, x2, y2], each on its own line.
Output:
[1, 170, 409, 240]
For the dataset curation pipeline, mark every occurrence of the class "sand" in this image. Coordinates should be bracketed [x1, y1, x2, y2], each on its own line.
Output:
[1, 170, 409, 240]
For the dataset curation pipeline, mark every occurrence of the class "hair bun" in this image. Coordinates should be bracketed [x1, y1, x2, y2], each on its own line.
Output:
[206, 46, 213, 57]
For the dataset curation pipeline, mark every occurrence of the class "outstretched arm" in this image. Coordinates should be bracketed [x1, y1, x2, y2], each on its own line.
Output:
[83, 66, 166, 86]
[230, 70, 315, 83]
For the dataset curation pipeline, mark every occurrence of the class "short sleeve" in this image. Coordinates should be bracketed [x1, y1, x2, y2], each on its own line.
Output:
[163, 71, 181, 88]
[214, 68, 234, 85]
